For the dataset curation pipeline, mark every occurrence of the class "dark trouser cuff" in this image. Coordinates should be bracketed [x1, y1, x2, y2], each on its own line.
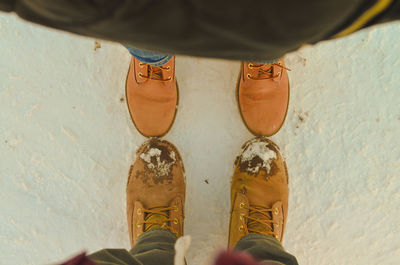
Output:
[129, 228, 177, 265]
[234, 234, 298, 265]
[88, 229, 177, 265]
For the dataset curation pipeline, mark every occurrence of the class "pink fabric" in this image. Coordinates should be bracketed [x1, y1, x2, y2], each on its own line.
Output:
[214, 250, 261, 265]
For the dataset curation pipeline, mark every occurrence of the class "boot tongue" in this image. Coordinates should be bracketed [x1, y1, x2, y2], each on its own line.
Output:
[148, 66, 163, 80]
[144, 207, 169, 231]
[247, 206, 273, 234]
[257, 64, 273, 79]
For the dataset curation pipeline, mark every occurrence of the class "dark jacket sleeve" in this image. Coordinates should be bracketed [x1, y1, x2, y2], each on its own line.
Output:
[369, 0, 400, 24]
[3, 0, 123, 26]
[1, 0, 399, 61]
[0, 0, 14, 12]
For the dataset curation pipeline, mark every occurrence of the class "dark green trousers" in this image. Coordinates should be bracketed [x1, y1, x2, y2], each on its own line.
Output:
[88, 229, 298, 265]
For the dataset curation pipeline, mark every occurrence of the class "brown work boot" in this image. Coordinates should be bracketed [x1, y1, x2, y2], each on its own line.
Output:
[237, 59, 290, 136]
[126, 57, 178, 137]
[126, 139, 186, 247]
[228, 137, 289, 248]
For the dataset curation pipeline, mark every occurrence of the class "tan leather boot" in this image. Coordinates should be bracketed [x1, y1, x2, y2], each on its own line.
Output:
[237, 59, 290, 136]
[228, 137, 289, 248]
[126, 57, 178, 137]
[126, 139, 186, 247]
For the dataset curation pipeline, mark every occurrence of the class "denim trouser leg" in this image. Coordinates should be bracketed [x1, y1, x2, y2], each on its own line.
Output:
[125, 45, 173, 67]
[125, 45, 277, 66]
[234, 234, 298, 265]
[257, 58, 280, 64]
[88, 229, 177, 265]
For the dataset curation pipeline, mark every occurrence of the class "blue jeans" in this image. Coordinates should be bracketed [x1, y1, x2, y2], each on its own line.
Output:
[125, 46, 278, 65]
[125, 46, 173, 67]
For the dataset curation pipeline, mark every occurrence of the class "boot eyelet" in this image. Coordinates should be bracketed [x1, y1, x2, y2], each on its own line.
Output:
[240, 214, 244, 221]
[173, 218, 179, 224]
[239, 225, 244, 232]
[274, 208, 279, 215]
[173, 206, 178, 212]
[168, 76, 172, 80]
[139, 63, 145, 68]
[246, 74, 252, 80]
[239, 202, 245, 208]
[138, 73, 144, 78]
[276, 72, 281, 76]
[274, 235, 279, 239]
[137, 224, 141, 228]
[137, 208, 142, 215]
[248, 63, 254, 68]
[166, 66, 171, 71]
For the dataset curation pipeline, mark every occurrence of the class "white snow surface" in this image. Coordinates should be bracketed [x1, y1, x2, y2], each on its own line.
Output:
[1, 14, 400, 265]
[239, 138, 277, 174]
[139, 147, 176, 177]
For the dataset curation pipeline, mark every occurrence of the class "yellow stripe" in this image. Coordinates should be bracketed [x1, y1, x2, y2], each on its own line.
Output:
[334, 0, 393, 38]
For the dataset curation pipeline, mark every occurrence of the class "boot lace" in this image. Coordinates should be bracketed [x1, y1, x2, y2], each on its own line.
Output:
[241, 203, 279, 238]
[247, 63, 290, 80]
[137, 205, 179, 236]
[138, 63, 172, 81]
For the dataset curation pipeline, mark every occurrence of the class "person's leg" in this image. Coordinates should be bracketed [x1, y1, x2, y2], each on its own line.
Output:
[257, 58, 280, 65]
[228, 137, 298, 265]
[125, 45, 173, 67]
[88, 139, 186, 265]
[126, 139, 185, 263]
[88, 248, 140, 265]
[234, 234, 298, 265]
[88, 229, 177, 265]
[128, 229, 177, 265]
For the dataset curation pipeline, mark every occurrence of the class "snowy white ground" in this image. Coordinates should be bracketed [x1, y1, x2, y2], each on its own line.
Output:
[1, 13, 399, 265]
